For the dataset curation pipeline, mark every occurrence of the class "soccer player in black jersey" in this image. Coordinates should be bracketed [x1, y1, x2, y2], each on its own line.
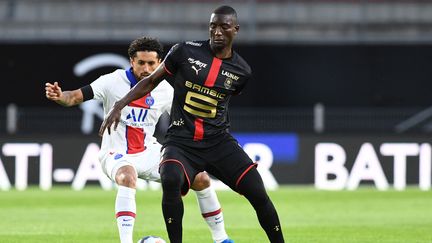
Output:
[100, 5, 285, 243]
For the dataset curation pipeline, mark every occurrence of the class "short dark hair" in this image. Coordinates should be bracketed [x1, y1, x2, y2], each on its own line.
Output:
[128, 37, 164, 59]
[213, 5, 237, 17]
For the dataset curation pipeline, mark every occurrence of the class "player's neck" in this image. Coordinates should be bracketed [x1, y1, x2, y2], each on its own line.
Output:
[211, 45, 232, 59]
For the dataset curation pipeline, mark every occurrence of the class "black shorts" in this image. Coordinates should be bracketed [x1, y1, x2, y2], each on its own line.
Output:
[160, 135, 257, 195]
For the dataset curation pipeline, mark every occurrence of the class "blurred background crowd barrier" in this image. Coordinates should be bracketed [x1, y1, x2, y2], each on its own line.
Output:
[1, 0, 432, 190]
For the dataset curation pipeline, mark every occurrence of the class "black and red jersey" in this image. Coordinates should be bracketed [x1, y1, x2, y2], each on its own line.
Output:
[163, 40, 252, 148]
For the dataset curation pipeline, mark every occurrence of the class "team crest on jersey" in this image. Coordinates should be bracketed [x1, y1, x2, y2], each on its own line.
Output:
[145, 96, 154, 106]
[224, 78, 233, 89]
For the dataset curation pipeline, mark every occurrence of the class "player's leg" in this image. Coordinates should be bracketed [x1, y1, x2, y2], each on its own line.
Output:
[207, 139, 284, 243]
[159, 161, 186, 243]
[192, 172, 232, 243]
[115, 165, 138, 243]
[159, 144, 203, 243]
[236, 167, 284, 243]
[102, 152, 139, 243]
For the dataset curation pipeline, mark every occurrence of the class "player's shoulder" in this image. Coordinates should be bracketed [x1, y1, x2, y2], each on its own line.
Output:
[174, 40, 206, 50]
[232, 51, 252, 76]
[184, 40, 206, 47]
[152, 80, 173, 94]
[98, 69, 126, 80]
[157, 80, 173, 91]
[152, 80, 174, 101]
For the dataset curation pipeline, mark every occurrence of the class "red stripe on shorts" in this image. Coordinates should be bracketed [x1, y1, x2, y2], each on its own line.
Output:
[235, 163, 259, 189]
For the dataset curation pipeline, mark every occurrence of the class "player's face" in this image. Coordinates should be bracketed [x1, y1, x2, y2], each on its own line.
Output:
[130, 51, 161, 80]
[209, 13, 239, 50]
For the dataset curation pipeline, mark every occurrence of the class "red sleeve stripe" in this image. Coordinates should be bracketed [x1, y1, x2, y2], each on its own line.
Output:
[204, 57, 222, 87]
[193, 118, 204, 141]
[202, 208, 222, 218]
[235, 163, 258, 189]
[116, 211, 136, 218]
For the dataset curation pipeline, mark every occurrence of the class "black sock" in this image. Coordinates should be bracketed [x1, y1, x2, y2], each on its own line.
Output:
[237, 168, 285, 243]
[162, 198, 183, 243]
[254, 198, 284, 243]
[160, 162, 185, 243]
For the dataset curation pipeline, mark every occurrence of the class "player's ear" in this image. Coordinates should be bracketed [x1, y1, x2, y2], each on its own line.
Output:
[234, 25, 239, 35]
[129, 57, 134, 67]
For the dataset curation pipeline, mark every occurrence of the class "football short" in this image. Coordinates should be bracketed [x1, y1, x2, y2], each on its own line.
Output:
[160, 135, 257, 195]
[99, 142, 162, 182]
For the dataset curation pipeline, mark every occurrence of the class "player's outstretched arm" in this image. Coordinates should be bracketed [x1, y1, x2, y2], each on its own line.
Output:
[45, 82, 84, 107]
[99, 63, 168, 136]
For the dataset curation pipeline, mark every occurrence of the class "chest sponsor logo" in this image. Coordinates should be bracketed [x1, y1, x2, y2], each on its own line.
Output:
[183, 81, 224, 118]
[122, 108, 154, 127]
[188, 58, 207, 75]
[126, 108, 148, 122]
[185, 81, 225, 99]
[221, 70, 239, 81]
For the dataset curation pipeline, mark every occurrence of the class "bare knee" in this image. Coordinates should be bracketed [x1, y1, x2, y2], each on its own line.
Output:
[115, 165, 137, 188]
[191, 172, 211, 191]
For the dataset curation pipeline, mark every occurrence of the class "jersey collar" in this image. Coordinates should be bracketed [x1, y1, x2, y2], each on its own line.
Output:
[125, 67, 139, 88]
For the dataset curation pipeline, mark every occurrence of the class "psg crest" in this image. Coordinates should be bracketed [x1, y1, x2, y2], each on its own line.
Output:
[145, 96, 155, 106]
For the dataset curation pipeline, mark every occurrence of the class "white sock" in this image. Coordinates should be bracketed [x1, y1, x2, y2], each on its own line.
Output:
[195, 186, 228, 242]
[115, 186, 136, 243]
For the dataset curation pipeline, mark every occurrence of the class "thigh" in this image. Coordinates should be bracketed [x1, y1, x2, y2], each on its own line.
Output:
[101, 151, 137, 182]
[160, 144, 202, 195]
[100, 143, 163, 182]
[206, 140, 257, 192]
[132, 143, 163, 182]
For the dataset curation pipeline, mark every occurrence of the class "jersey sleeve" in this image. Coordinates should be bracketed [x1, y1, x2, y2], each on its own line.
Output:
[80, 85, 94, 102]
[233, 55, 253, 96]
[163, 43, 183, 76]
[89, 75, 107, 102]
[234, 70, 253, 96]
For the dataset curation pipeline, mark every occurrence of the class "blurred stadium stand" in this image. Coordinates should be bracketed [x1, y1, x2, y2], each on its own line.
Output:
[1, 0, 432, 135]
[2, 0, 432, 43]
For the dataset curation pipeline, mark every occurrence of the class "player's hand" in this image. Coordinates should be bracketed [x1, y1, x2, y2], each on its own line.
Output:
[45, 82, 63, 101]
[99, 103, 121, 136]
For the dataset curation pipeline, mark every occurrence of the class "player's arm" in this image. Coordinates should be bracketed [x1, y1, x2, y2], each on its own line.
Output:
[99, 63, 168, 136]
[45, 82, 84, 107]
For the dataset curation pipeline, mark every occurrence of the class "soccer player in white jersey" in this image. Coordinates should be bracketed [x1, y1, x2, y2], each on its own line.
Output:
[45, 37, 233, 243]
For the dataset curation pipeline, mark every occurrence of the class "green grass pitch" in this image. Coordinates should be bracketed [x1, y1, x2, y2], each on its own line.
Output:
[1, 186, 431, 243]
